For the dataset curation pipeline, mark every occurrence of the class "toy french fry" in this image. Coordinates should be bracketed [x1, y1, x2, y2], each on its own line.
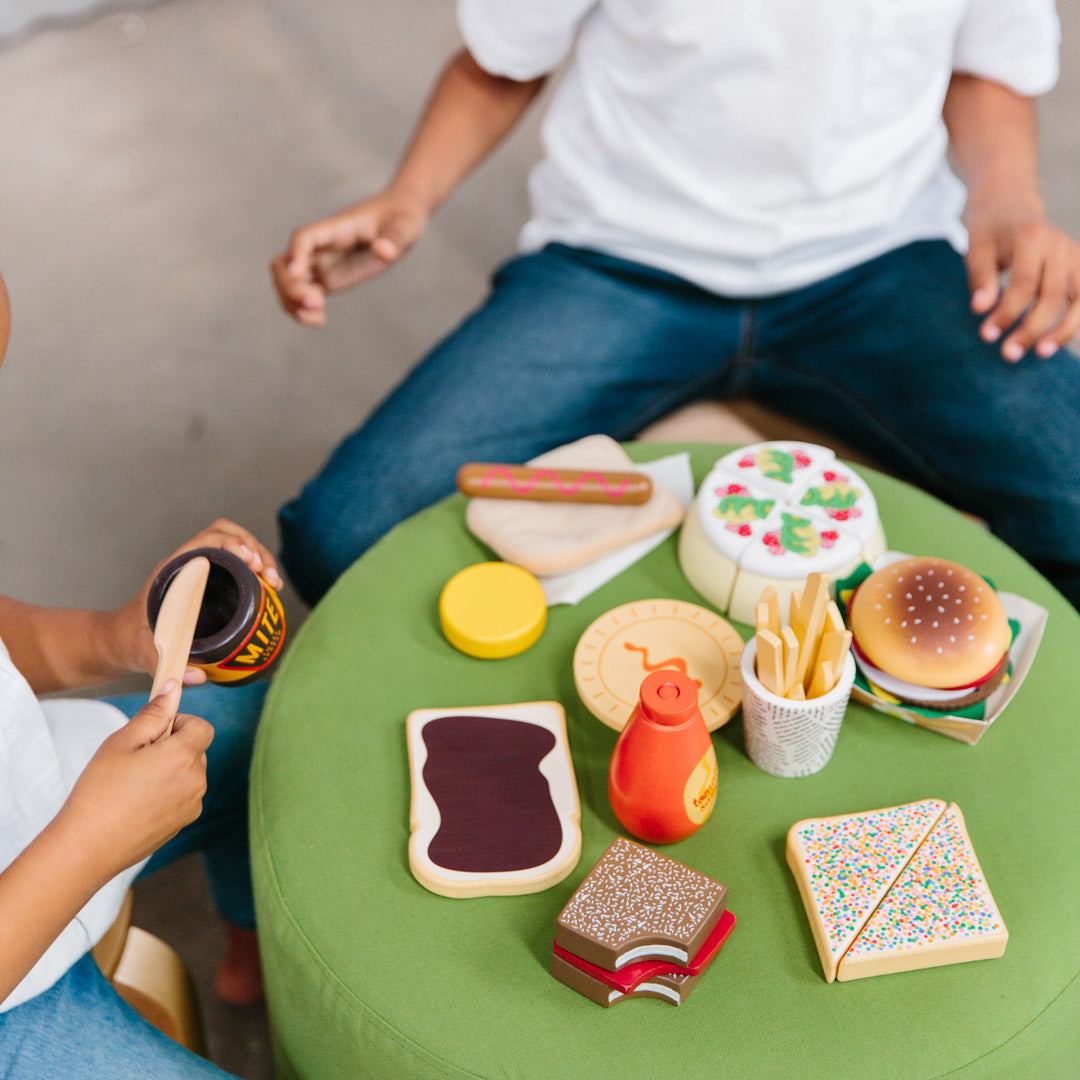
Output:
[808, 658, 836, 699]
[755, 628, 784, 696]
[785, 682, 806, 701]
[824, 599, 845, 635]
[756, 586, 780, 636]
[788, 588, 803, 629]
[815, 628, 853, 693]
[780, 626, 800, 695]
[794, 575, 830, 689]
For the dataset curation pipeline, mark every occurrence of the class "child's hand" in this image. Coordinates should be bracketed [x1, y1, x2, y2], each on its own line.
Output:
[53, 683, 213, 883]
[270, 189, 429, 327]
[110, 519, 283, 685]
[965, 197, 1080, 361]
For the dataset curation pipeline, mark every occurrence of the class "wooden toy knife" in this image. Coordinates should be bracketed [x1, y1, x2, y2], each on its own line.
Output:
[149, 555, 210, 732]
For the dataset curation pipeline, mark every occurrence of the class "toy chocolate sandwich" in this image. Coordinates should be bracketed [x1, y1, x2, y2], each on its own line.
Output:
[407, 702, 581, 897]
[552, 837, 734, 1006]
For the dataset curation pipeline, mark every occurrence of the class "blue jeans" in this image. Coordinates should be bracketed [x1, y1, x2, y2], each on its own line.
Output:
[0, 680, 267, 1080]
[279, 240, 1080, 611]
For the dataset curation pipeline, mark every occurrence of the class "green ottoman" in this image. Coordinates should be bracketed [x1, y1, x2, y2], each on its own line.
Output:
[252, 444, 1080, 1080]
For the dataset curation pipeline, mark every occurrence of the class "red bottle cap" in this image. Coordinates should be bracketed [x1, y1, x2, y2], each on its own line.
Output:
[637, 670, 701, 727]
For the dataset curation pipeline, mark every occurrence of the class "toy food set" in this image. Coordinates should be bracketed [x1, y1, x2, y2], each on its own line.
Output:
[438, 561, 547, 659]
[836, 553, 1047, 744]
[146, 546, 286, 686]
[406, 702, 581, 897]
[464, 435, 684, 577]
[608, 670, 718, 844]
[678, 441, 886, 624]
[572, 598, 743, 732]
[552, 837, 735, 1006]
[457, 462, 652, 505]
[787, 799, 1007, 982]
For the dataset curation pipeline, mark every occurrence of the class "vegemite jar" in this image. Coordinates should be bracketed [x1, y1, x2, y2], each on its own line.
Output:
[146, 547, 287, 685]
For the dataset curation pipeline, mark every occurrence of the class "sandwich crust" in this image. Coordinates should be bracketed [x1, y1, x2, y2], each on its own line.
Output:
[848, 557, 1009, 689]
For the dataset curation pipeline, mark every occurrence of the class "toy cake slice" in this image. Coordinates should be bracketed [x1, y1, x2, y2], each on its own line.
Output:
[678, 441, 886, 624]
[837, 803, 1007, 981]
[554, 837, 727, 970]
[786, 799, 947, 982]
[406, 702, 581, 897]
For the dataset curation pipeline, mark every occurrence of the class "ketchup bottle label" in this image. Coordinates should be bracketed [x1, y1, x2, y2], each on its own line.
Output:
[684, 746, 718, 825]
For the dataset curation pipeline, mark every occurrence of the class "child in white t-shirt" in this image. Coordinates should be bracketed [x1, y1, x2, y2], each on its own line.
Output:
[271, 0, 1080, 611]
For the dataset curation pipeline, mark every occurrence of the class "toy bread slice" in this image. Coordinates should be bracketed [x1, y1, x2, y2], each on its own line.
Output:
[555, 837, 727, 971]
[786, 799, 947, 982]
[838, 803, 1007, 981]
[465, 435, 684, 577]
[406, 702, 581, 897]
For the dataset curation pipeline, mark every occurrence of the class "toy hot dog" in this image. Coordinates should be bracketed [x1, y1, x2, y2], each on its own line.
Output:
[456, 463, 652, 505]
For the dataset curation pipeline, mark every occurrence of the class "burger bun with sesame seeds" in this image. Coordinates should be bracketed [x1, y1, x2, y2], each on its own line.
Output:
[847, 556, 1011, 709]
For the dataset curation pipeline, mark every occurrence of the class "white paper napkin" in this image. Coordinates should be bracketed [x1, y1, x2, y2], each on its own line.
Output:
[540, 452, 696, 605]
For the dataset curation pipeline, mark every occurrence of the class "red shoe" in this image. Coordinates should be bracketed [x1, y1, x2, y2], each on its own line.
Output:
[214, 924, 265, 1006]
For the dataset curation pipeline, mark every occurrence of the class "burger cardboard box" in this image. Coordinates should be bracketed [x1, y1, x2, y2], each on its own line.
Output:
[836, 553, 1047, 745]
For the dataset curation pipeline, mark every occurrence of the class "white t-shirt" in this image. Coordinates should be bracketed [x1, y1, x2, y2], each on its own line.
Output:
[0, 637, 145, 1011]
[459, 0, 1060, 296]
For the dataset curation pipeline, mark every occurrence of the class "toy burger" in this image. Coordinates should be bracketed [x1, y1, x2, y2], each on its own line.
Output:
[678, 441, 886, 624]
[847, 556, 1011, 710]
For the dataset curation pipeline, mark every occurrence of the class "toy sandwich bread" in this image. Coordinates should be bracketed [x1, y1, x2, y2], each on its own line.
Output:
[406, 702, 581, 897]
[465, 435, 684, 577]
[679, 441, 886, 624]
[787, 799, 1007, 982]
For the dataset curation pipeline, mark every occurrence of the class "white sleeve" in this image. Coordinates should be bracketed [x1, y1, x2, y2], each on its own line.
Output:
[458, 0, 598, 81]
[952, 0, 1060, 95]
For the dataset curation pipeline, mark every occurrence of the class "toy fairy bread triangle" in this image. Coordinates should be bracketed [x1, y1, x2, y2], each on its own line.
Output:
[837, 803, 1007, 981]
[464, 435, 684, 577]
[786, 798, 947, 982]
[789, 799, 1007, 982]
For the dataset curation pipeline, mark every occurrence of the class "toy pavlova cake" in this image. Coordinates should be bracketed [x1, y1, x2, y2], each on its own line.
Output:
[678, 442, 886, 624]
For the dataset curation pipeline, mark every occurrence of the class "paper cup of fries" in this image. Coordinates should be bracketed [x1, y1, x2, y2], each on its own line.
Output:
[740, 639, 855, 778]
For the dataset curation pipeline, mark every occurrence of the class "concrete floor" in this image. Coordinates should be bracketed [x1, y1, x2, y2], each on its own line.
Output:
[1, 2, 1078, 1077]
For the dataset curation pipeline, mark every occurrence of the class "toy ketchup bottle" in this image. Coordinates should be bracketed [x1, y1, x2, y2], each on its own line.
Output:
[146, 547, 286, 686]
[608, 670, 718, 844]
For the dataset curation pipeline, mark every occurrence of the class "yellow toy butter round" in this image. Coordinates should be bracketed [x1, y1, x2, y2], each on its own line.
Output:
[439, 562, 547, 659]
[573, 598, 744, 732]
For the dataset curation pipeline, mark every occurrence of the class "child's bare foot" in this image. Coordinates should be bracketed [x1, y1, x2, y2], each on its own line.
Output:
[214, 924, 264, 1006]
